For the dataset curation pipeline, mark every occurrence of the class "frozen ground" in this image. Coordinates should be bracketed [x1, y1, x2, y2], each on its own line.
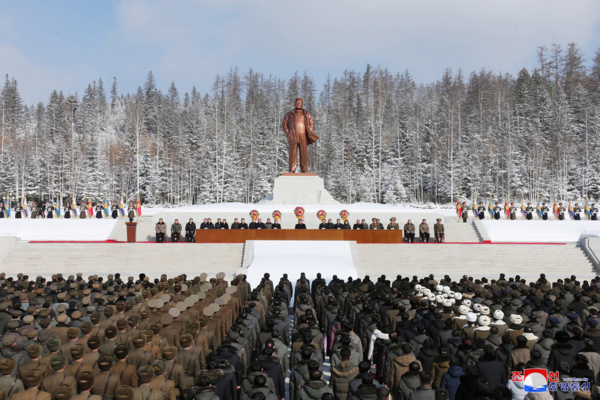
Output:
[0, 218, 118, 241]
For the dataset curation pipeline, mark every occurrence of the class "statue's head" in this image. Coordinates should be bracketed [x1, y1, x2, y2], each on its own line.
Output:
[295, 98, 303, 109]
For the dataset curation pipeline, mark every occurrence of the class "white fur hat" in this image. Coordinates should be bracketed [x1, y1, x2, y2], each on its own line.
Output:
[493, 310, 504, 320]
[458, 305, 469, 315]
[427, 293, 435, 301]
[435, 295, 444, 304]
[478, 315, 491, 326]
[436, 285, 443, 292]
[415, 284, 422, 292]
[480, 306, 490, 316]
[443, 286, 451, 293]
[472, 303, 481, 312]
[510, 314, 523, 325]
[466, 312, 477, 323]
[454, 293, 462, 301]
[463, 299, 472, 307]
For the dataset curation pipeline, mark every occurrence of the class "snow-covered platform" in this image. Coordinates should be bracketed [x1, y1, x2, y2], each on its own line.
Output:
[481, 220, 600, 243]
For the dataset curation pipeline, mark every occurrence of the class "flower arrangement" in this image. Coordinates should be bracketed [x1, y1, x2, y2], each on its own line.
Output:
[294, 206, 305, 220]
[317, 210, 327, 221]
[249, 209, 259, 221]
[272, 210, 281, 220]
[339, 209, 349, 221]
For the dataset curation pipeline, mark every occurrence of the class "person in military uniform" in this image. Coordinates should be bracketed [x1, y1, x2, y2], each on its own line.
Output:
[0, 359, 24, 400]
[541, 202, 549, 220]
[461, 202, 468, 223]
[110, 201, 118, 219]
[509, 202, 517, 220]
[558, 203, 566, 220]
[79, 202, 87, 219]
[185, 219, 196, 242]
[63, 202, 70, 219]
[493, 202, 501, 220]
[171, 220, 182, 243]
[40, 355, 77, 400]
[13, 370, 51, 400]
[148, 359, 176, 400]
[525, 203, 534, 220]
[419, 219, 430, 243]
[434, 218, 445, 243]
[95, 203, 103, 219]
[573, 203, 582, 220]
[47, 202, 54, 219]
[14, 202, 22, 219]
[477, 202, 485, 220]
[155, 219, 166, 243]
[132, 366, 162, 400]
[19, 344, 51, 380]
[387, 217, 399, 230]
[30, 202, 37, 219]
[591, 203, 598, 220]
[176, 334, 202, 389]
[91, 355, 121, 400]
[71, 372, 101, 400]
[403, 220, 415, 243]
[127, 201, 135, 222]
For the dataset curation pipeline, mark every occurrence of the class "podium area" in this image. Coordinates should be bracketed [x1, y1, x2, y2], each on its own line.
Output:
[195, 229, 402, 244]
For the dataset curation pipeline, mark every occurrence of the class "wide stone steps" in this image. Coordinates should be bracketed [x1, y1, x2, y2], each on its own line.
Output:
[356, 243, 596, 281]
[1, 242, 244, 279]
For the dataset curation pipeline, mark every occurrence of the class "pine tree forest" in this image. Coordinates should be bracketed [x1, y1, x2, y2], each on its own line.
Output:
[2, 43, 600, 206]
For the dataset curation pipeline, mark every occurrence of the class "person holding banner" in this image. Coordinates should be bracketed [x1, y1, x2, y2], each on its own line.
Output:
[573, 203, 582, 220]
[14, 202, 22, 218]
[526, 203, 534, 220]
[541, 203, 549, 220]
[592, 204, 598, 221]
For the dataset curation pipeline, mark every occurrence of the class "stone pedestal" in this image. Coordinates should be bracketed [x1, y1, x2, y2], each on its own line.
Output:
[259, 174, 340, 205]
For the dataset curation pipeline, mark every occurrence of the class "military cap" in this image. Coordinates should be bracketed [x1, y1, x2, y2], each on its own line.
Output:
[81, 297, 90, 306]
[39, 309, 51, 318]
[160, 314, 174, 326]
[216, 272, 225, 280]
[114, 386, 134, 400]
[37, 329, 53, 343]
[90, 313, 101, 324]
[2, 336, 16, 347]
[168, 308, 180, 318]
[132, 334, 146, 349]
[140, 310, 150, 319]
[116, 303, 125, 313]
[0, 302, 8, 311]
[70, 344, 84, 360]
[50, 355, 67, 370]
[179, 334, 193, 348]
[114, 344, 129, 360]
[79, 322, 92, 335]
[47, 338, 62, 352]
[128, 316, 139, 327]
[87, 336, 101, 350]
[25, 329, 39, 339]
[67, 327, 80, 339]
[97, 354, 113, 372]
[71, 311, 82, 320]
[137, 365, 154, 383]
[6, 321, 20, 330]
[76, 371, 94, 391]
[104, 307, 114, 317]
[151, 359, 167, 375]
[22, 369, 43, 388]
[105, 326, 117, 339]
[53, 385, 72, 400]
[56, 304, 67, 312]
[23, 315, 34, 324]
[0, 359, 14, 375]
[116, 319, 128, 330]
[27, 343, 42, 359]
[56, 314, 68, 324]
[162, 345, 177, 360]
[143, 330, 154, 341]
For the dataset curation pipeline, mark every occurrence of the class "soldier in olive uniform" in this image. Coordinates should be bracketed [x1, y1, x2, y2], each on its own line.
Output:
[91, 355, 121, 400]
[132, 366, 163, 400]
[434, 218, 445, 243]
[404, 220, 415, 243]
[0, 359, 24, 400]
[40, 355, 77, 400]
[387, 217, 400, 230]
[13, 370, 51, 400]
[419, 219, 430, 243]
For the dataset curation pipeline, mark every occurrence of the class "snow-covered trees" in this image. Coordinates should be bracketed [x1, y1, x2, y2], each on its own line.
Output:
[2, 43, 600, 205]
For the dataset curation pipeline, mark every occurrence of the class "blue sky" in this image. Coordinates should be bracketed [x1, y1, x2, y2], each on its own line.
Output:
[2, 0, 600, 105]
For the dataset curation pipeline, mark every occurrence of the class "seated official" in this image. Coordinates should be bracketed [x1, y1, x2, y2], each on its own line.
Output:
[353, 219, 362, 230]
[295, 219, 307, 229]
[264, 218, 273, 229]
[250, 218, 266, 229]
[214, 218, 223, 229]
[220, 218, 229, 229]
[404, 219, 415, 242]
[342, 220, 351, 229]
[171, 219, 182, 242]
[434, 218, 445, 242]
[387, 217, 400, 230]
[155, 218, 167, 243]
[272, 219, 282, 229]
[419, 219, 430, 243]
[318, 220, 327, 229]
[239, 218, 249, 229]
[334, 219, 344, 229]
[199, 218, 210, 229]
[231, 218, 240, 229]
[185, 218, 196, 242]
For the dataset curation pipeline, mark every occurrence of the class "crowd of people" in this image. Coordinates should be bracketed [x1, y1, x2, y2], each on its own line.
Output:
[459, 201, 599, 222]
[154, 218, 446, 243]
[0, 200, 140, 222]
[0, 270, 598, 400]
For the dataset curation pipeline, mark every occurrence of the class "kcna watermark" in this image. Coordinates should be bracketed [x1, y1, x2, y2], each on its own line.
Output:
[511, 369, 590, 393]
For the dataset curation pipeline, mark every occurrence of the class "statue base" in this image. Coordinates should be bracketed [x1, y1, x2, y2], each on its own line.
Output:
[258, 174, 341, 205]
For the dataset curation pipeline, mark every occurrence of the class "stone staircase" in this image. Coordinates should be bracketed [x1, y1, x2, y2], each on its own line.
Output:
[0, 242, 244, 280]
[443, 220, 481, 242]
[355, 242, 596, 281]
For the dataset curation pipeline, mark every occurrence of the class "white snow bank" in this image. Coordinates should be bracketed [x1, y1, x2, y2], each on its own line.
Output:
[243, 241, 358, 294]
[481, 220, 600, 243]
[0, 219, 118, 241]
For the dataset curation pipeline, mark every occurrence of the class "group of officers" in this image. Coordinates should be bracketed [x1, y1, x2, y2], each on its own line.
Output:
[153, 217, 447, 243]
[461, 201, 600, 222]
[0, 200, 138, 222]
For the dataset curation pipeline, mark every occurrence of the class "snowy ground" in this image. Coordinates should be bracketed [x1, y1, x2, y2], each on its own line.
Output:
[481, 220, 600, 243]
[242, 241, 358, 298]
[0, 219, 118, 241]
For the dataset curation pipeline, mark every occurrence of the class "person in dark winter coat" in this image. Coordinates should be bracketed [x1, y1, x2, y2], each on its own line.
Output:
[257, 347, 285, 399]
[406, 371, 435, 400]
[439, 362, 463, 400]
[533, 330, 555, 366]
[350, 374, 378, 400]
[330, 348, 359, 400]
[547, 331, 577, 372]
[476, 345, 506, 391]
[349, 361, 380, 398]
[453, 365, 491, 400]
[417, 338, 438, 374]
[431, 348, 452, 390]
[394, 361, 421, 400]
[569, 354, 595, 384]
[191, 375, 220, 400]
[298, 370, 333, 400]
[242, 374, 278, 400]
[213, 343, 243, 388]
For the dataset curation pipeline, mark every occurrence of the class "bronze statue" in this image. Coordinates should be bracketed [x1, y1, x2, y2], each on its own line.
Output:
[282, 98, 319, 173]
